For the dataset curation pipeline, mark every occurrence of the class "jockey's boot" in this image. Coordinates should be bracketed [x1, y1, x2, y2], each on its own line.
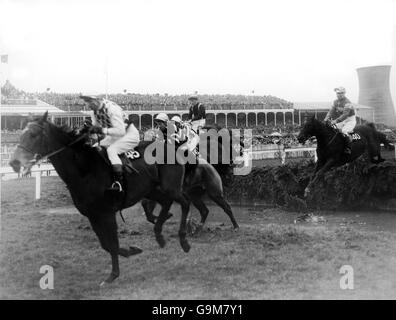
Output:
[107, 164, 124, 193]
[344, 134, 352, 156]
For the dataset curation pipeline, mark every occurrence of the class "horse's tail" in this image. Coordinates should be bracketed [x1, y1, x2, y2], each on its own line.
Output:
[366, 122, 377, 130]
[377, 131, 395, 150]
[365, 122, 394, 150]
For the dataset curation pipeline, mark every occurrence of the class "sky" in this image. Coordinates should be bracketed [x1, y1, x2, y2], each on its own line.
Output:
[0, 0, 395, 103]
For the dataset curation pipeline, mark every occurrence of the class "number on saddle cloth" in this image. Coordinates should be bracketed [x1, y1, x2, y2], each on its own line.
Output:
[123, 150, 141, 160]
[349, 132, 361, 141]
[119, 150, 141, 175]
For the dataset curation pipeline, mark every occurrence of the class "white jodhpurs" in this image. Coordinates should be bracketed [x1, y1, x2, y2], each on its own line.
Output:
[102, 124, 140, 165]
[186, 133, 200, 152]
[191, 119, 206, 132]
[336, 116, 357, 134]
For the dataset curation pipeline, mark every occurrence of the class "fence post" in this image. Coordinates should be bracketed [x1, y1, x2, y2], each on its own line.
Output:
[35, 171, 41, 200]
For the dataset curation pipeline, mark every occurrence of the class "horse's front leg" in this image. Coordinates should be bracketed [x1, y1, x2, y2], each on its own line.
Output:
[176, 195, 191, 252]
[304, 160, 323, 197]
[142, 198, 173, 225]
[141, 198, 158, 224]
[154, 200, 173, 248]
[305, 158, 335, 197]
[88, 213, 121, 285]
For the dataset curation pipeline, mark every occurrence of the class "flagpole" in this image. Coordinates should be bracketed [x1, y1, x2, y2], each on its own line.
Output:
[105, 55, 109, 99]
[0, 54, 5, 130]
[0, 53, 6, 234]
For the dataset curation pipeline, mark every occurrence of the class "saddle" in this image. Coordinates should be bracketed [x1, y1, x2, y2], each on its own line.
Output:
[96, 146, 142, 175]
[329, 123, 361, 142]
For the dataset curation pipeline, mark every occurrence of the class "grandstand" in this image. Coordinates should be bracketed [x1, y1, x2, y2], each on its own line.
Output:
[1, 82, 395, 167]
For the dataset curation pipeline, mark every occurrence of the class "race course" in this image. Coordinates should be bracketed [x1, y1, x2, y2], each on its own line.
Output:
[1, 177, 396, 299]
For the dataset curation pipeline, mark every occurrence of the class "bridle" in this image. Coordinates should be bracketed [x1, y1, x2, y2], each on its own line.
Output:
[17, 122, 88, 166]
[301, 120, 339, 148]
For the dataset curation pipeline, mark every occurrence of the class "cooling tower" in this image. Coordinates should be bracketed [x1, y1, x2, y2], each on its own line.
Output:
[357, 65, 396, 127]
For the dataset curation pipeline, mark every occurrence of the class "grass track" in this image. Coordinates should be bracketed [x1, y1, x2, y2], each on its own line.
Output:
[1, 177, 396, 299]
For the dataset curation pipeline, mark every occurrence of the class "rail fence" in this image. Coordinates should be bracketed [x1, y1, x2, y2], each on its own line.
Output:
[1, 148, 318, 200]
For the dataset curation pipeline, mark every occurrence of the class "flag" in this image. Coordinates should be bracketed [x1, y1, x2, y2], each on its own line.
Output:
[1, 55, 8, 63]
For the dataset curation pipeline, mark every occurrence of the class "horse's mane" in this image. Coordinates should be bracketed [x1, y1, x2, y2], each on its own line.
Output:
[41, 120, 98, 153]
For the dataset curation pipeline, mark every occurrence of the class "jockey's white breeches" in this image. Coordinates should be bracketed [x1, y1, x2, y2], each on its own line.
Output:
[336, 116, 357, 135]
[100, 124, 140, 165]
[186, 133, 200, 152]
[191, 119, 206, 132]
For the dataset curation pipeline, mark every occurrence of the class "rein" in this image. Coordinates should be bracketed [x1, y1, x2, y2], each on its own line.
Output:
[38, 134, 88, 163]
[18, 123, 88, 166]
[321, 122, 340, 149]
[325, 130, 339, 148]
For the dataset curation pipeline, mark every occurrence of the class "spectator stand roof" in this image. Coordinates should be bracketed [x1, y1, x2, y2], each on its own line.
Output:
[0, 99, 65, 116]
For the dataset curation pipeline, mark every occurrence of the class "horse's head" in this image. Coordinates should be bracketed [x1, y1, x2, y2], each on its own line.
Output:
[297, 116, 317, 144]
[9, 112, 51, 175]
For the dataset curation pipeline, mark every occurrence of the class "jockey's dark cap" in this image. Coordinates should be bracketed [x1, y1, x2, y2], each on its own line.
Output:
[188, 95, 198, 101]
[80, 95, 99, 102]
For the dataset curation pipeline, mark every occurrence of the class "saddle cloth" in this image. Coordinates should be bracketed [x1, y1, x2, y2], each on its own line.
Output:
[96, 146, 141, 174]
[331, 124, 361, 141]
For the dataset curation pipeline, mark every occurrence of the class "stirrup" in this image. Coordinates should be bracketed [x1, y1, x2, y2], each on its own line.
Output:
[109, 181, 123, 192]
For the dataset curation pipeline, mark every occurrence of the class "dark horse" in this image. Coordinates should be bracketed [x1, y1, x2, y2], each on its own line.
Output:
[142, 124, 243, 228]
[297, 116, 391, 197]
[9, 112, 193, 285]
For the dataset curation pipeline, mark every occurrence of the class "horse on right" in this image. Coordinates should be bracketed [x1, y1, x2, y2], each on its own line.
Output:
[297, 116, 394, 197]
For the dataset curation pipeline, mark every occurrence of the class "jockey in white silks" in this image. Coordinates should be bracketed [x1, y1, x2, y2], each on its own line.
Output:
[170, 116, 200, 155]
[80, 95, 140, 192]
[324, 87, 357, 155]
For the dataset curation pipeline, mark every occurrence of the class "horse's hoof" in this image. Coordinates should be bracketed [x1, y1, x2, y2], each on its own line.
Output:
[147, 217, 157, 225]
[180, 240, 191, 253]
[128, 246, 143, 256]
[233, 225, 240, 231]
[195, 223, 204, 233]
[156, 235, 166, 248]
[100, 273, 119, 286]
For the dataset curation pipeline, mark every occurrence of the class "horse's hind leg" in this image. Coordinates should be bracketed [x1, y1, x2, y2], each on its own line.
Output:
[188, 188, 209, 225]
[191, 197, 209, 225]
[209, 194, 239, 229]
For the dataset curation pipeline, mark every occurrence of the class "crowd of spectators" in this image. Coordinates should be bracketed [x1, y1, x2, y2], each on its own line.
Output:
[1, 80, 293, 111]
[2, 81, 394, 148]
[34, 92, 293, 112]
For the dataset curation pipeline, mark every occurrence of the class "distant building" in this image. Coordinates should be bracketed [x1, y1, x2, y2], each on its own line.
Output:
[0, 98, 87, 130]
[357, 65, 396, 127]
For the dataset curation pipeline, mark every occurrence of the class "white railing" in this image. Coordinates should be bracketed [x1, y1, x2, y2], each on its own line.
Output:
[1, 164, 57, 200]
[249, 147, 317, 164]
[1, 147, 317, 200]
